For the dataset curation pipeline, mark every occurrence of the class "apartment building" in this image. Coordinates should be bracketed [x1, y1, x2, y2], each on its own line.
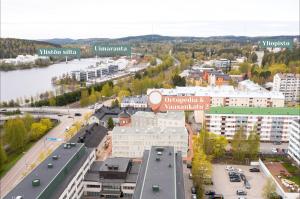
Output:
[82, 157, 140, 198]
[112, 126, 188, 158]
[273, 73, 300, 102]
[130, 111, 185, 128]
[288, 119, 300, 166]
[205, 107, 300, 141]
[4, 143, 96, 199]
[121, 95, 148, 108]
[147, 85, 285, 123]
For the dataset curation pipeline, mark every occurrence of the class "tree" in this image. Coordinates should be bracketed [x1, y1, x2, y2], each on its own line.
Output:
[262, 178, 277, 199]
[101, 83, 113, 97]
[118, 89, 130, 102]
[80, 89, 89, 107]
[231, 127, 247, 161]
[107, 117, 114, 130]
[40, 118, 53, 130]
[239, 63, 251, 74]
[22, 113, 34, 131]
[4, 118, 27, 151]
[30, 122, 47, 141]
[247, 130, 260, 160]
[0, 143, 7, 169]
[172, 74, 186, 86]
[48, 97, 56, 106]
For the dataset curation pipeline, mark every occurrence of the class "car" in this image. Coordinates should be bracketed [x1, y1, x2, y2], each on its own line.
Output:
[236, 190, 247, 195]
[205, 190, 216, 195]
[225, 165, 233, 171]
[57, 114, 63, 116]
[68, 116, 73, 118]
[187, 163, 192, 168]
[191, 187, 196, 194]
[65, 126, 70, 131]
[189, 173, 193, 179]
[273, 141, 282, 145]
[244, 181, 251, 189]
[240, 173, 246, 181]
[249, 167, 260, 172]
[75, 113, 82, 116]
[209, 194, 224, 199]
[238, 197, 247, 199]
[230, 177, 241, 182]
[191, 194, 197, 199]
[272, 148, 278, 153]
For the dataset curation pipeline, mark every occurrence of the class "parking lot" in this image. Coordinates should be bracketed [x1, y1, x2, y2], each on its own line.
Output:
[206, 164, 267, 199]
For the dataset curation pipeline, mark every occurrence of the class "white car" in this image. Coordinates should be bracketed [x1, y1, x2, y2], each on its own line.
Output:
[226, 166, 234, 171]
[272, 148, 278, 153]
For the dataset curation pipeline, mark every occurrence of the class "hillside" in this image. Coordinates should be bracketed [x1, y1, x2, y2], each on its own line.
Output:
[0, 38, 61, 59]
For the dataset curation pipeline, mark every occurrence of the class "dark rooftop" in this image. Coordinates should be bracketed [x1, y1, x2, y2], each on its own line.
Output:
[70, 123, 108, 148]
[133, 146, 185, 199]
[4, 143, 93, 199]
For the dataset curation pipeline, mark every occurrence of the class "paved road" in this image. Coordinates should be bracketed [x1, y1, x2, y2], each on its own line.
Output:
[0, 108, 91, 198]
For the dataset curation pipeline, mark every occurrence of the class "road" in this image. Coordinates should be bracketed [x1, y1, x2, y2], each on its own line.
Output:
[0, 107, 91, 198]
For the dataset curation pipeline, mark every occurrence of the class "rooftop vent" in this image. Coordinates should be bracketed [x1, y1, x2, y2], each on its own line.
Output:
[155, 147, 164, 152]
[47, 163, 53, 168]
[52, 155, 59, 160]
[156, 157, 160, 161]
[168, 164, 172, 168]
[32, 179, 40, 187]
[152, 185, 160, 192]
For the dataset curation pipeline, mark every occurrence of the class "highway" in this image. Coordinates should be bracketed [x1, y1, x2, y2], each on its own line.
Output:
[0, 107, 92, 198]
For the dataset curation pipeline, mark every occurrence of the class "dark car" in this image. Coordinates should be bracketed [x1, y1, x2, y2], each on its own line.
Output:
[236, 190, 247, 195]
[187, 163, 192, 169]
[230, 177, 241, 182]
[273, 141, 282, 145]
[205, 190, 216, 195]
[191, 194, 197, 199]
[209, 194, 224, 199]
[249, 168, 260, 172]
[75, 113, 82, 116]
[191, 187, 196, 194]
[244, 180, 251, 189]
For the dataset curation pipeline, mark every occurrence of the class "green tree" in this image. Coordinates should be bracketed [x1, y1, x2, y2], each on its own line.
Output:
[4, 118, 27, 151]
[239, 62, 251, 74]
[107, 117, 114, 130]
[0, 143, 7, 169]
[247, 130, 260, 160]
[118, 89, 130, 102]
[231, 127, 247, 161]
[172, 74, 186, 86]
[48, 97, 56, 106]
[30, 123, 47, 141]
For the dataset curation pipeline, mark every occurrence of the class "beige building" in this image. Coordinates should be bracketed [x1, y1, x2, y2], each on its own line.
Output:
[273, 73, 300, 102]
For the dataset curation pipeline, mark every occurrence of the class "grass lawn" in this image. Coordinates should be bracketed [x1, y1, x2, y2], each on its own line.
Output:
[0, 142, 35, 178]
[282, 162, 300, 186]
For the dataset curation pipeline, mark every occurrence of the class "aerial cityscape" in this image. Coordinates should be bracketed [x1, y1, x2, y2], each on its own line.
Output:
[0, 0, 299, 199]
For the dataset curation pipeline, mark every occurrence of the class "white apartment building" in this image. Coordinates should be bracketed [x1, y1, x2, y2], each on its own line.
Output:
[205, 107, 300, 141]
[147, 86, 285, 123]
[273, 73, 300, 102]
[238, 79, 267, 92]
[121, 95, 148, 108]
[288, 119, 300, 166]
[112, 126, 188, 158]
[130, 111, 185, 128]
[112, 111, 188, 158]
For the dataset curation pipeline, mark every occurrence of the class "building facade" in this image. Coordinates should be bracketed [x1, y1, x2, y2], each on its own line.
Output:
[273, 73, 300, 102]
[205, 107, 300, 141]
[288, 120, 300, 166]
[121, 95, 148, 108]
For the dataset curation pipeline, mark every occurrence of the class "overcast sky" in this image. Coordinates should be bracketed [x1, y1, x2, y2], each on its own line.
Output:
[1, 0, 299, 39]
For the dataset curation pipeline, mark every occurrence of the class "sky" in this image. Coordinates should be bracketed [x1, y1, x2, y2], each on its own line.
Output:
[1, 0, 299, 39]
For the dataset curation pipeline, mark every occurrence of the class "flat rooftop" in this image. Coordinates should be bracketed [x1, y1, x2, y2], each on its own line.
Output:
[4, 143, 92, 199]
[207, 107, 300, 116]
[133, 146, 185, 199]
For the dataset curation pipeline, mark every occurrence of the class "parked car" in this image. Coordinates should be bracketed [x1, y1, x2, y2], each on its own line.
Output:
[249, 167, 260, 172]
[189, 173, 193, 179]
[244, 181, 251, 189]
[209, 194, 224, 199]
[238, 197, 247, 199]
[191, 187, 196, 194]
[240, 173, 246, 181]
[205, 190, 216, 195]
[236, 190, 247, 195]
[272, 148, 278, 153]
[273, 141, 282, 145]
[191, 194, 197, 199]
[230, 177, 241, 182]
[225, 166, 233, 171]
[75, 113, 82, 116]
[187, 163, 192, 168]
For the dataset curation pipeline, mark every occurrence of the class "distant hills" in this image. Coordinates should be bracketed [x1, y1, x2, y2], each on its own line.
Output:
[41, 34, 299, 45]
[0, 38, 60, 59]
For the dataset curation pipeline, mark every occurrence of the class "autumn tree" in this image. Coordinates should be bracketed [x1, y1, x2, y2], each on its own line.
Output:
[30, 122, 47, 141]
[231, 127, 248, 161]
[80, 88, 89, 107]
[4, 118, 28, 151]
[107, 117, 114, 130]
[247, 130, 260, 160]
[0, 143, 7, 169]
